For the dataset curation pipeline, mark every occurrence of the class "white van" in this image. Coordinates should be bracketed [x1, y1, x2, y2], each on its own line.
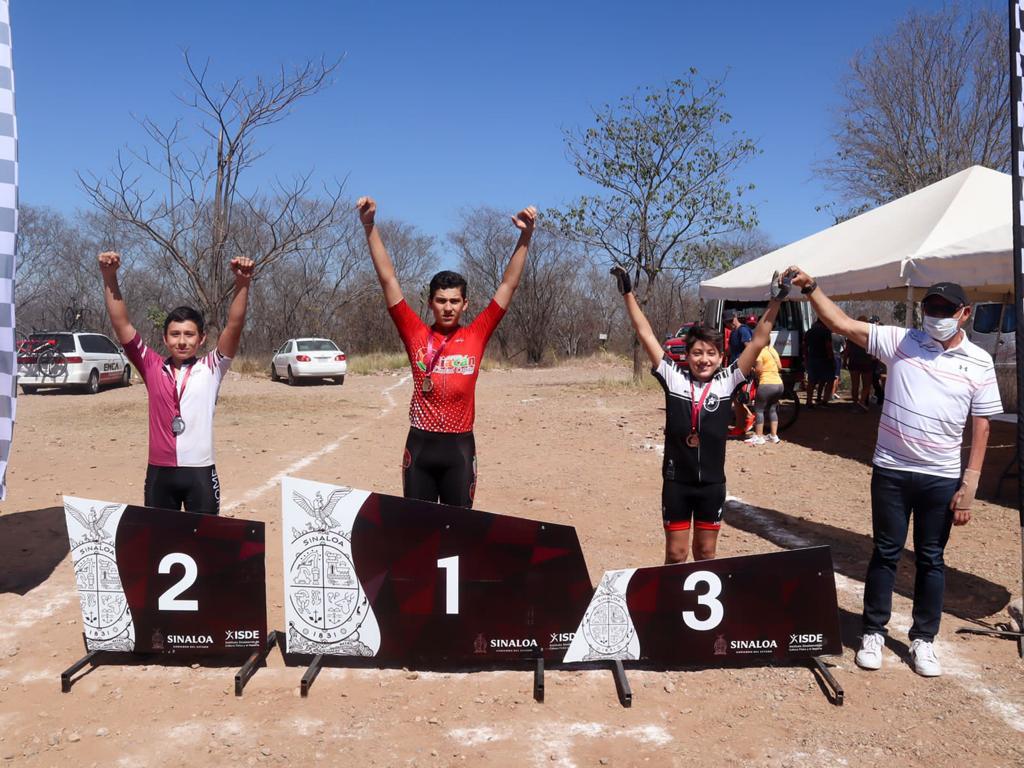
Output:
[701, 299, 815, 392]
[967, 302, 1015, 412]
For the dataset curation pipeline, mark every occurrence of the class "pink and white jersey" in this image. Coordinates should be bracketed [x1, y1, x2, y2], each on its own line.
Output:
[123, 333, 232, 467]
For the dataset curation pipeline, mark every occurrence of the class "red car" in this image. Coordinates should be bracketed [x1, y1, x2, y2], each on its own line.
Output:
[663, 323, 698, 364]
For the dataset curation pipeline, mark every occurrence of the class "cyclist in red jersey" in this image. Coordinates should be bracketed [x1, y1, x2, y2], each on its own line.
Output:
[357, 196, 535, 507]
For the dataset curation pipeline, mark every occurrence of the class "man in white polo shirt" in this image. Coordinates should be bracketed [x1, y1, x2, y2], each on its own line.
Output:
[781, 268, 1000, 677]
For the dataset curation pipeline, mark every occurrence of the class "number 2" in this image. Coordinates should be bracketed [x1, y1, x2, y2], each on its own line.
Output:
[681, 570, 723, 631]
[158, 553, 199, 612]
[437, 556, 459, 614]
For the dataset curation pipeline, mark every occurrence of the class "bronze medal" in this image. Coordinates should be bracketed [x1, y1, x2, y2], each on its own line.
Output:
[686, 432, 700, 448]
[421, 376, 434, 394]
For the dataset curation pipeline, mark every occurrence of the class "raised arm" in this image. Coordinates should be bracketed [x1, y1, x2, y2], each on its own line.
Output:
[98, 251, 138, 345]
[217, 256, 255, 359]
[736, 300, 782, 377]
[611, 266, 664, 368]
[785, 267, 870, 349]
[357, 196, 404, 308]
[492, 206, 537, 309]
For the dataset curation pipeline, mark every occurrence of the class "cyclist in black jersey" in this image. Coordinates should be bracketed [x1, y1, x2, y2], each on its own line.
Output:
[611, 266, 783, 564]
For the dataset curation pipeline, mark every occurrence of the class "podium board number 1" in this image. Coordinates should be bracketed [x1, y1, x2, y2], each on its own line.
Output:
[158, 553, 199, 612]
[682, 570, 723, 631]
[437, 556, 459, 615]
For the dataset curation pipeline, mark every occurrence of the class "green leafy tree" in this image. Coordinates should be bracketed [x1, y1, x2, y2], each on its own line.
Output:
[553, 72, 759, 380]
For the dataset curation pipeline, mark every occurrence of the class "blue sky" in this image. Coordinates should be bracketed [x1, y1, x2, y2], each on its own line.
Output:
[11, 0, 1001, 262]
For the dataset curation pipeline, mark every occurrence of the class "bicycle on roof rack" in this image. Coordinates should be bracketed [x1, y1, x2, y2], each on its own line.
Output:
[16, 336, 68, 380]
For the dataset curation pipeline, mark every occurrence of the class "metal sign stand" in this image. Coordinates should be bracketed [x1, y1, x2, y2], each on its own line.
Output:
[234, 630, 281, 696]
[808, 656, 844, 705]
[60, 634, 151, 693]
[60, 631, 281, 694]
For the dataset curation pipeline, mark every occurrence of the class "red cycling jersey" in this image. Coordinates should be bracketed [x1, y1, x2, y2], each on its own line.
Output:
[388, 298, 506, 433]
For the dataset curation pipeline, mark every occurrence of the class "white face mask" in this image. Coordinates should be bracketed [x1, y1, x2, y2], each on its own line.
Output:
[922, 309, 962, 342]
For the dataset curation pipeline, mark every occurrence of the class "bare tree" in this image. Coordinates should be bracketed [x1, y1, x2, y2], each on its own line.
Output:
[451, 208, 576, 363]
[819, 5, 1008, 207]
[552, 73, 759, 380]
[79, 52, 346, 337]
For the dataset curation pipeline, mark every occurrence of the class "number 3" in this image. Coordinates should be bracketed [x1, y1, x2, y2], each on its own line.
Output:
[682, 570, 723, 631]
[158, 553, 199, 611]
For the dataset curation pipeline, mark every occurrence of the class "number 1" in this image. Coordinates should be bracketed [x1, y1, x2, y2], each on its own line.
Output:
[437, 556, 459, 614]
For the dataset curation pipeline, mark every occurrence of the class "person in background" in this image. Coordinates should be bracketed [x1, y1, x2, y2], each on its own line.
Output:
[745, 333, 784, 445]
[726, 311, 755, 436]
[845, 315, 876, 412]
[803, 317, 834, 408]
[829, 331, 846, 402]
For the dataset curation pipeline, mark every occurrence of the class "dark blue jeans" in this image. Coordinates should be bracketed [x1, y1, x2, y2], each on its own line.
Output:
[862, 466, 958, 642]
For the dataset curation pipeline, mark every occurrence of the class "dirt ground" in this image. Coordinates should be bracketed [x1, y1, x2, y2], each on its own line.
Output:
[0, 360, 1022, 768]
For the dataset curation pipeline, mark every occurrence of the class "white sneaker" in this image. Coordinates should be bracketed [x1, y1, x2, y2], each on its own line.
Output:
[767, 434, 781, 444]
[909, 639, 942, 677]
[855, 632, 884, 670]
[744, 435, 766, 446]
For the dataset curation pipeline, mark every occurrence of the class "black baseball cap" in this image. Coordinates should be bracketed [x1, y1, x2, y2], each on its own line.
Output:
[922, 282, 967, 307]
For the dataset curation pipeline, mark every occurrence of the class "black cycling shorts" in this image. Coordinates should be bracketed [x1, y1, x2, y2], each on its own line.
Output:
[144, 464, 221, 515]
[662, 479, 726, 532]
[402, 427, 477, 508]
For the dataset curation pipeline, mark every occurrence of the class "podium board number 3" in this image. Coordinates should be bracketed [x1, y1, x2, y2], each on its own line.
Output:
[158, 553, 199, 612]
[437, 556, 459, 615]
[682, 570, 723, 631]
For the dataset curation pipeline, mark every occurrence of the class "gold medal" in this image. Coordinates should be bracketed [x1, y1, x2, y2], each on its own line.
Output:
[421, 376, 433, 394]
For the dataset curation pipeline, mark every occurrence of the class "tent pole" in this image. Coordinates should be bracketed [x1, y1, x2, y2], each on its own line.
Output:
[905, 282, 914, 329]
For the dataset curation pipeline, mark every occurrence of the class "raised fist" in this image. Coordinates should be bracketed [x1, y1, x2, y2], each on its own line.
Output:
[769, 270, 791, 301]
[783, 266, 814, 290]
[97, 251, 121, 273]
[512, 206, 537, 233]
[230, 256, 255, 284]
[610, 265, 632, 296]
[356, 196, 377, 228]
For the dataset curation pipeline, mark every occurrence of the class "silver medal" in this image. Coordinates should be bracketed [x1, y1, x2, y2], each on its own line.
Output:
[171, 416, 186, 435]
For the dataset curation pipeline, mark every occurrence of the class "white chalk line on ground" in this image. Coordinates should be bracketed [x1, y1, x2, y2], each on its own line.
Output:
[0, 376, 411, 646]
[222, 375, 410, 513]
[726, 494, 1024, 734]
[449, 722, 671, 768]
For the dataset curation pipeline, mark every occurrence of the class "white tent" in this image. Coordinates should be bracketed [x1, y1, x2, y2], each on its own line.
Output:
[699, 165, 1013, 303]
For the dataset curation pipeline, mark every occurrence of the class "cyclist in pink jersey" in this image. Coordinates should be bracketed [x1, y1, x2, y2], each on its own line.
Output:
[98, 251, 254, 514]
[357, 196, 535, 507]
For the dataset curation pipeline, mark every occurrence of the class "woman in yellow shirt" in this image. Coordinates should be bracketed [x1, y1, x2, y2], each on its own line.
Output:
[746, 343, 784, 445]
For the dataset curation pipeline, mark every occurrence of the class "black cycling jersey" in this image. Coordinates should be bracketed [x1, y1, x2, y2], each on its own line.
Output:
[144, 464, 221, 515]
[402, 427, 477, 508]
[651, 357, 746, 485]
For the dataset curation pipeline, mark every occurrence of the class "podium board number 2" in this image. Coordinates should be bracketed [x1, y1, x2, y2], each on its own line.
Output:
[682, 570, 723, 631]
[158, 553, 199, 612]
[438, 556, 459, 615]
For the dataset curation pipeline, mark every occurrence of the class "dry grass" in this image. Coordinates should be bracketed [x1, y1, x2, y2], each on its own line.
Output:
[345, 352, 409, 375]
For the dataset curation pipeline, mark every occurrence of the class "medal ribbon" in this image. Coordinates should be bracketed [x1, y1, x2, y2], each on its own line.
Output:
[164, 362, 195, 422]
[689, 378, 713, 437]
[424, 331, 455, 380]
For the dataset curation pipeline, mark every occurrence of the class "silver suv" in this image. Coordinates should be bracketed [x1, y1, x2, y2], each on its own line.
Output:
[17, 331, 131, 395]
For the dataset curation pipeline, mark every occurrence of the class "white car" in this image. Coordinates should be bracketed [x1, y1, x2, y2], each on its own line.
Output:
[17, 331, 132, 395]
[271, 338, 347, 385]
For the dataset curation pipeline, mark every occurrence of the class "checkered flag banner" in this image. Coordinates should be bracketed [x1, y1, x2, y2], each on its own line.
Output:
[0, 0, 16, 501]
